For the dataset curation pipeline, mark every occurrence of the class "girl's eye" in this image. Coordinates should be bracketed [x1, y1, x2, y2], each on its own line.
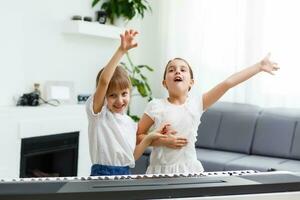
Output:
[168, 69, 174, 72]
[122, 92, 128, 97]
[181, 69, 187, 72]
[109, 94, 117, 98]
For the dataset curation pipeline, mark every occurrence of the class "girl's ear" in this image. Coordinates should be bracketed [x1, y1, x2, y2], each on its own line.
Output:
[162, 80, 168, 89]
[190, 79, 194, 86]
[188, 79, 194, 91]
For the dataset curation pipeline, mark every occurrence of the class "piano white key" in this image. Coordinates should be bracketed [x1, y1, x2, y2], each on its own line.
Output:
[143, 174, 153, 178]
[0, 170, 262, 183]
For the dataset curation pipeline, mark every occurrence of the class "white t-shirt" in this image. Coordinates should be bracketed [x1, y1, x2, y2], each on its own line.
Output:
[145, 95, 204, 174]
[86, 95, 136, 168]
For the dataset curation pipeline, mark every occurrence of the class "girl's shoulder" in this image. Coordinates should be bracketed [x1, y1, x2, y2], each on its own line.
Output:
[186, 93, 203, 112]
[85, 94, 108, 117]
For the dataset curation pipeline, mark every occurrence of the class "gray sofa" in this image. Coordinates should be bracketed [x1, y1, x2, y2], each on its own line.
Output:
[132, 102, 300, 174]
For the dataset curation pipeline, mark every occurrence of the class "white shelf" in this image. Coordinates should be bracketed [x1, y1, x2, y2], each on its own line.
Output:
[63, 20, 123, 39]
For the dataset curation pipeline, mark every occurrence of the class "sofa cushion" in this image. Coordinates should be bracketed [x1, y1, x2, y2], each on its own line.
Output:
[276, 160, 300, 172]
[290, 121, 300, 159]
[196, 148, 246, 171]
[224, 155, 286, 172]
[214, 111, 259, 154]
[196, 110, 222, 148]
[197, 102, 261, 153]
[209, 101, 261, 113]
[252, 110, 296, 158]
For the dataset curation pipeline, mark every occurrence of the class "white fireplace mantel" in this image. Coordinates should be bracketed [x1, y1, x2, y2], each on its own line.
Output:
[0, 104, 91, 179]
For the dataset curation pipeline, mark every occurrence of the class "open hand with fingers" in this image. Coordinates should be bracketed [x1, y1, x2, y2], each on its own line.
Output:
[259, 53, 280, 75]
[119, 29, 138, 52]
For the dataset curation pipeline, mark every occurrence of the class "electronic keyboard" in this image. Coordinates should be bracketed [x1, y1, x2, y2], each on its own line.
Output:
[0, 170, 300, 200]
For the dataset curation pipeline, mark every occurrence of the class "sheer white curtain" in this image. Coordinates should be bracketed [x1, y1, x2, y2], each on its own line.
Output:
[259, 0, 300, 107]
[156, 0, 300, 108]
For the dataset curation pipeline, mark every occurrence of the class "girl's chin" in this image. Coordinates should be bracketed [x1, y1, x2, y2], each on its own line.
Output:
[108, 106, 126, 113]
[114, 106, 128, 113]
[114, 108, 125, 113]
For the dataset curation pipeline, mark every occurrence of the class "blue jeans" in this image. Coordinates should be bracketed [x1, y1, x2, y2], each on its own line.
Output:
[90, 164, 130, 176]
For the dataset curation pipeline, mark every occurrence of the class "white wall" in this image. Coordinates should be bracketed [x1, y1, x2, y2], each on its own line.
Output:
[0, 0, 164, 113]
[0, 0, 120, 106]
[137, 1, 167, 99]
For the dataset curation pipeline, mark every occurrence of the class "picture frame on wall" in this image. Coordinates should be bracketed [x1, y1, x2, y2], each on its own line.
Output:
[44, 81, 75, 104]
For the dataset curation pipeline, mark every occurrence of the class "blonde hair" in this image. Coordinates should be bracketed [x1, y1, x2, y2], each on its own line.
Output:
[163, 57, 194, 80]
[96, 66, 131, 94]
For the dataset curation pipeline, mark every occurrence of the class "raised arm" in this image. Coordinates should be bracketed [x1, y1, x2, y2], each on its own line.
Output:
[93, 30, 138, 114]
[203, 53, 279, 110]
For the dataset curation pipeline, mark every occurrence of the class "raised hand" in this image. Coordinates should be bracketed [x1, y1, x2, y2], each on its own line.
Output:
[119, 29, 138, 52]
[259, 53, 280, 75]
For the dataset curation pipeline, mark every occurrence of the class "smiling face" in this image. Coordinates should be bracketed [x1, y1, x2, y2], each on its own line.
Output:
[163, 58, 194, 96]
[96, 66, 132, 114]
[106, 87, 130, 113]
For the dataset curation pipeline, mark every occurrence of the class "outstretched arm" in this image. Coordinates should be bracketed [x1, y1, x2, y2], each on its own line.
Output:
[203, 53, 279, 110]
[93, 30, 138, 114]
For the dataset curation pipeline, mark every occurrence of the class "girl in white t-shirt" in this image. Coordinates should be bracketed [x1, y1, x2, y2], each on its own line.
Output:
[137, 55, 279, 174]
[86, 30, 166, 176]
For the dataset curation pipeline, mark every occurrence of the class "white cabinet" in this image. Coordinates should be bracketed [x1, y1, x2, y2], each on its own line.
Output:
[63, 20, 123, 39]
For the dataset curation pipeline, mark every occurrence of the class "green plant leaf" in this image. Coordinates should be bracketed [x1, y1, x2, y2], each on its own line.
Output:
[120, 62, 132, 74]
[92, 0, 101, 7]
[133, 67, 141, 73]
[137, 83, 148, 97]
[137, 65, 154, 71]
[123, 52, 154, 120]
[130, 77, 140, 87]
[145, 82, 152, 93]
[140, 74, 147, 81]
[129, 114, 140, 122]
[92, 0, 151, 23]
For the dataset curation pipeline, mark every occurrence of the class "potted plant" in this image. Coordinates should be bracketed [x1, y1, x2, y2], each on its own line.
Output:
[121, 53, 153, 121]
[92, 0, 152, 25]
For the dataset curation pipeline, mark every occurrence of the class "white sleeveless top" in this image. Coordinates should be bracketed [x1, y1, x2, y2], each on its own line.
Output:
[144, 95, 204, 174]
[86, 95, 136, 168]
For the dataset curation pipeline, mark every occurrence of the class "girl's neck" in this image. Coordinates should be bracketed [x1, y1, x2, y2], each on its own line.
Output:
[167, 94, 188, 105]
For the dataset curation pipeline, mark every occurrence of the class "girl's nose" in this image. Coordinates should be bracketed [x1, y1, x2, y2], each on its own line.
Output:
[116, 96, 123, 104]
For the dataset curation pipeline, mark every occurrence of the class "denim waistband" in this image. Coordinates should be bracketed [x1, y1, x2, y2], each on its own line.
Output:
[91, 164, 130, 176]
